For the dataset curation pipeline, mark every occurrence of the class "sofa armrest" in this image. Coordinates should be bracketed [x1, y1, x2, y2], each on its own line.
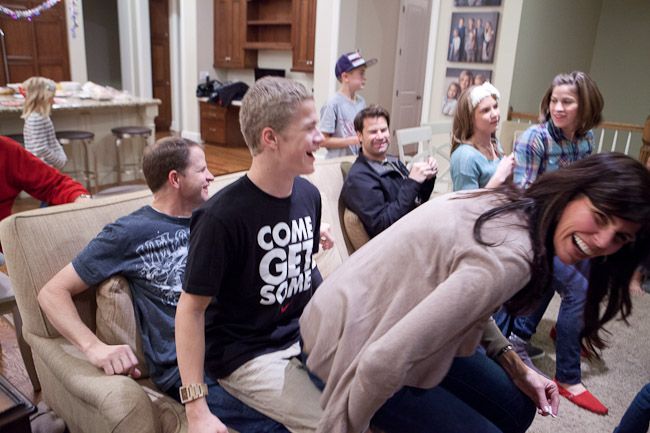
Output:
[27, 333, 161, 433]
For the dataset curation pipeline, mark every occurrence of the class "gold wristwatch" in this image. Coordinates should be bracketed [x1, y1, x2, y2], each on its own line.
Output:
[179, 383, 209, 404]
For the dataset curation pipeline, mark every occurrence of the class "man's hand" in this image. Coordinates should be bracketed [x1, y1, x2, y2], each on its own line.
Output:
[319, 223, 334, 250]
[84, 340, 141, 378]
[511, 366, 560, 417]
[188, 414, 228, 433]
[186, 399, 229, 433]
[408, 157, 438, 183]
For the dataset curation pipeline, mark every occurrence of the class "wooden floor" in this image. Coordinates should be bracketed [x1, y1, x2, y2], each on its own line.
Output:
[0, 315, 37, 403]
[2, 133, 252, 403]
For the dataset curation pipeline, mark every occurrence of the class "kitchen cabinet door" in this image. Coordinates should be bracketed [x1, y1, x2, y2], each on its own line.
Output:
[291, 0, 316, 72]
[214, 0, 256, 69]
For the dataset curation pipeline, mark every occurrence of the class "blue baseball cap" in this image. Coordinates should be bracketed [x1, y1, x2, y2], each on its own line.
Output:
[335, 51, 378, 79]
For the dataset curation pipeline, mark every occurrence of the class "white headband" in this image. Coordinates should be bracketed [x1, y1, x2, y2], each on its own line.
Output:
[470, 82, 500, 109]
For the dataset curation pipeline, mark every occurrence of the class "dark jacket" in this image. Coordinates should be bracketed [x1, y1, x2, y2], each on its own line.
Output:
[341, 152, 435, 238]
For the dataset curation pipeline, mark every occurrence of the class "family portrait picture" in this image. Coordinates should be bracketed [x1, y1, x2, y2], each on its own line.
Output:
[454, 0, 502, 6]
[442, 67, 492, 116]
[447, 12, 500, 64]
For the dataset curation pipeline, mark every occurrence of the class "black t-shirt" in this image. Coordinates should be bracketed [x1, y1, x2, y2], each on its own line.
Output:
[184, 175, 323, 378]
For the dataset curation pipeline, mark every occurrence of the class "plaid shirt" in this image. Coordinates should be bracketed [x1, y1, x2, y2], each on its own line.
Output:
[513, 120, 593, 189]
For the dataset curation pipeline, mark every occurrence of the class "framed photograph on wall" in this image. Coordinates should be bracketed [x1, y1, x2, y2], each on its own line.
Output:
[454, 0, 502, 6]
[442, 67, 492, 117]
[447, 12, 499, 63]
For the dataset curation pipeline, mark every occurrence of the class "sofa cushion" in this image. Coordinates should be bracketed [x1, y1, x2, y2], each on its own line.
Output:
[342, 208, 370, 252]
[137, 379, 187, 433]
[95, 275, 149, 378]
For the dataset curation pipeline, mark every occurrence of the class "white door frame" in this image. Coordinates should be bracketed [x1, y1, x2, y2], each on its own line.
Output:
[420, 0, 440, 124]
[117, 0, 153, 98]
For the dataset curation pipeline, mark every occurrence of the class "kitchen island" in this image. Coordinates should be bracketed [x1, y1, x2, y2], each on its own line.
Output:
[0, 96, 160, 189]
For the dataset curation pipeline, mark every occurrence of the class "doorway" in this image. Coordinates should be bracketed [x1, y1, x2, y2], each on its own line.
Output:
[83, 0, 122, 89]
[149, 0, 172, 131]
[390, 0, 432, 136]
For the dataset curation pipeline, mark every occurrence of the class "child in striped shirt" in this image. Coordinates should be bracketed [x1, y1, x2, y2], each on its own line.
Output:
[22, 76, 67, 170]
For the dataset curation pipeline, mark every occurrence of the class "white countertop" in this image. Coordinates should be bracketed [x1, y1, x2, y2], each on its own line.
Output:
[0, 96, 161, 115]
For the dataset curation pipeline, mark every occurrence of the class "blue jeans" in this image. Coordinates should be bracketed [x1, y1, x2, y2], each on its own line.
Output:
[370, 352, 536, 433]
[494, 257, 589, 384]
[614, 384, 650, 433]
[167, 376, 289, 433]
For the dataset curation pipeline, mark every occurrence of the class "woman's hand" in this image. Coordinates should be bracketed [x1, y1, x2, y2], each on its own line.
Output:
[498, 350, 559, 417]
[485, 153, 514, 188]
[511, 366, 560, 417]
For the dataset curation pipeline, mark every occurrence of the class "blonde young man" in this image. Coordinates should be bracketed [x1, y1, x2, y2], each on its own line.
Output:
[320, 51, 377, 158]
[177, 77, 331, 433]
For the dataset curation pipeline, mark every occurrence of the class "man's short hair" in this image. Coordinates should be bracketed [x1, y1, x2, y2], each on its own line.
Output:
[143, 137, 202, 193]
[353, 104, 391, 133]
[239, 77, 312, 156]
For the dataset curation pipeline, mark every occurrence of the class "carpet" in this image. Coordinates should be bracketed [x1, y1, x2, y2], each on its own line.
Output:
[528, 292, 650, 433]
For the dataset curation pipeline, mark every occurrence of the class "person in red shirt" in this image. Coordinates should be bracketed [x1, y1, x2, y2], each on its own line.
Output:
[0, 135, 88, 223]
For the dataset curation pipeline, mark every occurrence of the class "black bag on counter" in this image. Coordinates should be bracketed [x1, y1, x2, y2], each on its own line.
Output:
[196, 78, 222, 98]
[209, 81, 249, 106]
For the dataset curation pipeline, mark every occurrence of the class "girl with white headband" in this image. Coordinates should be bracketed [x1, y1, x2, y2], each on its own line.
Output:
[450, 82, 514, 191]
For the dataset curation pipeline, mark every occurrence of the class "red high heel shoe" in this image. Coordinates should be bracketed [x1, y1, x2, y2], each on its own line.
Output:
[554, 379, 608, 415]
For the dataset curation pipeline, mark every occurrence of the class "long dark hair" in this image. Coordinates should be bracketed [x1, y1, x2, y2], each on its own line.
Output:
[473, 153, 650, 355]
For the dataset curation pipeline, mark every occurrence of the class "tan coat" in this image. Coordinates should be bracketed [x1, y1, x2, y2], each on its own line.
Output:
[300, 192, 533, 433]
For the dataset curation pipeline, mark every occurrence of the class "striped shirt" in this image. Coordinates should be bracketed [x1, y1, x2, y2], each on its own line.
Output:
[513, 120, 593, 189]
[23, 112, 67, 170]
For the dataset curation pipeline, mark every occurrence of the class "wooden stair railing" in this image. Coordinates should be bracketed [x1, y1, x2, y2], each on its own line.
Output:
[507, 108, 649, 162]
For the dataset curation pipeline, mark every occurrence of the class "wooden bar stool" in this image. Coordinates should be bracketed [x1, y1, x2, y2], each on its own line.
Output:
[111, 126, 151, 185]
[56, 130, 96, 192]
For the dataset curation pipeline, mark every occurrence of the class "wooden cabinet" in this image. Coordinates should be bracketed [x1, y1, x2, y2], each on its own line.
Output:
[214, 0, 256, 69]
[245, 0, 293, 50]
[291, 0, 317, 72]
[213, 0, 316, 71]
[199, 101, 246, 147]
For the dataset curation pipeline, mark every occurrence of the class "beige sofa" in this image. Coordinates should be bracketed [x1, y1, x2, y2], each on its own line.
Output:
[0, 157, 357, 433]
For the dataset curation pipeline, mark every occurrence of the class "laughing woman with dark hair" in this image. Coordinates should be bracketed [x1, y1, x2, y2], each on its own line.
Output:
[495, 71, 609, 414]
[300, 153, 650, 433]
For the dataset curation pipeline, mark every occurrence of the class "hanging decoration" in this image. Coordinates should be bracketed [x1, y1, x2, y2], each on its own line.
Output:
[0, 0, 61, 21]
[68, 0, 79, 38]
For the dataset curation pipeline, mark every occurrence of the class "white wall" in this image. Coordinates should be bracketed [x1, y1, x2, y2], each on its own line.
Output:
[179, 0, 200, 141]
[590, 0, 650, 125]
[508, 0, 602, 114]
[65, 0, 87, 83]
[313, 0, 341, 109]
[196, 0, 218, 84]
[427, 0, 522, 124]
[355, 0, 400, 111]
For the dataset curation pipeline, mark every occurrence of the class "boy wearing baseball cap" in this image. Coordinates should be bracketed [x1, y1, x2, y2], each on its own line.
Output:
[320, 51, 377, 159]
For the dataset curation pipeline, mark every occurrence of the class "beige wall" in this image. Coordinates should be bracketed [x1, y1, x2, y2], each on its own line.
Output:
[508, 0, 602, 114]
[197, 0, 218, 84]
[590, 0, 650, 125]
